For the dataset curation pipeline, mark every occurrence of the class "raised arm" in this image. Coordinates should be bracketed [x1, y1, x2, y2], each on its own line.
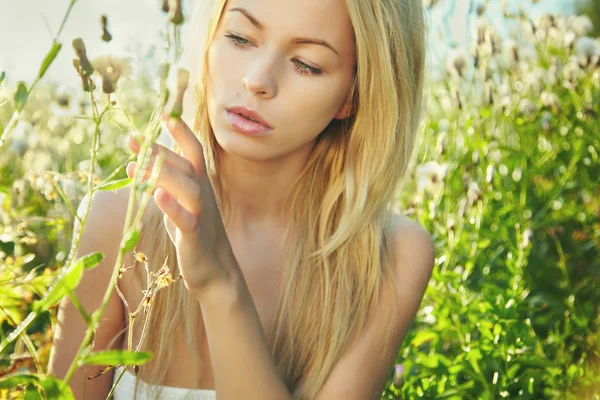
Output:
[47, 188, 131, 399]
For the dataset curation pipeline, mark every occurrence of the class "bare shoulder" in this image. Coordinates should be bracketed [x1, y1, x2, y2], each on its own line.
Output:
[390, 212, 435, 283]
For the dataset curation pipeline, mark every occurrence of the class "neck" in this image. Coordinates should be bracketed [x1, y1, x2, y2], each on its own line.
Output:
[219, 139, 316, 232]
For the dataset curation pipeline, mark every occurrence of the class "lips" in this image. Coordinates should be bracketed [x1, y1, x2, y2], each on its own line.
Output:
[226, 106, 273, 129]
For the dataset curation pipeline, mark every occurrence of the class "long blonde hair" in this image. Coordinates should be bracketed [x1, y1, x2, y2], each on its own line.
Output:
[136, 0, 427, 398]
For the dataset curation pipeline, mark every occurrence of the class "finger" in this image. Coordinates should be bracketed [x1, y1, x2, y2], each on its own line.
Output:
[128, 135, 197, 179]
[126, 161, 202, 215]
[154, 188, 198, 235]
[161, 113, 205, 176]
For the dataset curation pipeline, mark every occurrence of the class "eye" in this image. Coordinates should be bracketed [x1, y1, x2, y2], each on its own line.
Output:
[294, 60, 322, 76]
[225, 33, 251, 49]
[225, 33, 323, 77]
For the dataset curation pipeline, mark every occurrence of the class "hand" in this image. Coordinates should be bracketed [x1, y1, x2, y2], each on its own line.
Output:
[126, 114, 236, 299]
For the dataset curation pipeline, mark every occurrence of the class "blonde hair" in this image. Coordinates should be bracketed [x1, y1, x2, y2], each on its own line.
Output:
[135, 0, 427, 398]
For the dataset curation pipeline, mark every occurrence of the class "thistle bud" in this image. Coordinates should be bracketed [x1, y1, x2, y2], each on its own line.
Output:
[72, 38, 94, 76]
[161, 0, 170, 13]
[101, 15, 112, 42]
[168, 0, 184, 25]
[73, 59, 95, 92]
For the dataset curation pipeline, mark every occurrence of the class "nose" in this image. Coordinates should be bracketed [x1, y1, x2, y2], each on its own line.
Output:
[241, 54, 278, 99]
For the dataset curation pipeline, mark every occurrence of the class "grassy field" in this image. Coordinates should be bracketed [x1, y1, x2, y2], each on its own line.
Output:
[0, 2, 599, 399]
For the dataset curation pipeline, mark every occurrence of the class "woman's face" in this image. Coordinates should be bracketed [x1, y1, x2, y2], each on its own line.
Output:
[206, 0, 356, 161]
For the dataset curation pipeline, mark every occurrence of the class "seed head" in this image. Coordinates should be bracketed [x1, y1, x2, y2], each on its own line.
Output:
[446, 48, 469, 78]
[168, 0, 184, 25]
[133, 249, 148, 263]
[156, 273, 173, 289]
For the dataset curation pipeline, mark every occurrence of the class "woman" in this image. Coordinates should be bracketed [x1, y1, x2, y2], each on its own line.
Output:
[48, 0, 434, 398]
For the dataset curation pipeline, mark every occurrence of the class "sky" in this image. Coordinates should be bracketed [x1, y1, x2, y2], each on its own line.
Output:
[0, 0, 576, 86]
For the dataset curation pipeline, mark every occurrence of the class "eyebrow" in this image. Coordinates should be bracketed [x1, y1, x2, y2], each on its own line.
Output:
[228, 7, 341, 56]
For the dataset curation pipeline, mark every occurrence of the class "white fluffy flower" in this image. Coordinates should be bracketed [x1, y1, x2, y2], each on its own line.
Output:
[518, 98, 535, 116]
[446, 48, 470, 77]
[90, 55, 132, 94]
[575, 36, 599, 67]
[416, 161, 448, 194]
[569, 15, 593, 37]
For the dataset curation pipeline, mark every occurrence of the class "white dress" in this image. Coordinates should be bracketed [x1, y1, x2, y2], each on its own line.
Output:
[111, 365, 217, 400]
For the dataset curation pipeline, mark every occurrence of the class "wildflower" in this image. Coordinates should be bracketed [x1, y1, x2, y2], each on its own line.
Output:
[512, 167, 522, 182]
[564, 31, 576, 50]
[475, 17, 490, 47]
[501, 39, 519, 69]
[133, 249, 148, 263]
[485, 164, 495, 184]
[436, 131, 447, 155]
[472, 151, 481, 168]
[53, 85, 79, 117]
[393, 363, 405, 387]
[563, 57, 585, 82]
[90, 55, 132, 94]
[517, 98, 535, 116]
[521, 228, 533, 248]
[168, 0, 184, 25]
[438, 118, 450, 133]
[155, 272, 174, 289]
[416, 161, 447, 194]
[475, 2, 485, 16]
[419, 305, 437, 325]
[446, 48, 469, 78]
[72, 38, 94, 76]
[143, 295, 153, 310]
[101, 15, 112, 43]
[467, 181, 482, 204]
[569, 15, 593, 37]
[540, 91, 559, 111]
[574, 36, 599, 68]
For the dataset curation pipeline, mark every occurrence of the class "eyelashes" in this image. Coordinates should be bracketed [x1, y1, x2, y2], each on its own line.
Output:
[224, 33, 323, 76]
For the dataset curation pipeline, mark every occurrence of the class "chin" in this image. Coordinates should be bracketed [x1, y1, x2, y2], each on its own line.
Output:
[212, 128, 275, 162]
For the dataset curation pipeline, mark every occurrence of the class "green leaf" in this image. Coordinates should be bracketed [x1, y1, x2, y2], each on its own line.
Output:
[38, 42, 62, 79]
[80, 350, 154, 366]
[39, 376, 74, 400]
[24, 385, 43, 400]
[0, 373, 40, 388]
[13, 82, 29, 112]
[516, 356, 560, 369]
[96, 177, 132, 191]
[0, 71, 5, 86]
[0, 312, 36, 352]
[121, 230, 140, 253]
[411, 331, 438, 347]
[79, 251, 104, 270]
[33, 252, 104, 313]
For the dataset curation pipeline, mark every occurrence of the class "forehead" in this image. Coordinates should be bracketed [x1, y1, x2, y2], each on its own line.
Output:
[223, 0, 355, 45]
